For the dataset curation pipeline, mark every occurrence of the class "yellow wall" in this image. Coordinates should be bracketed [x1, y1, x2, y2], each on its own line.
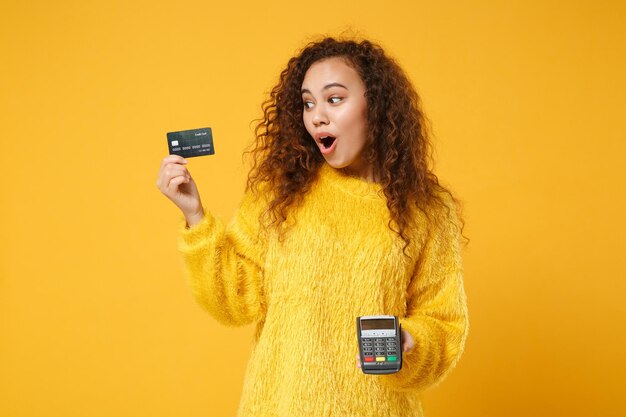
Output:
[1, 1, 625, 416]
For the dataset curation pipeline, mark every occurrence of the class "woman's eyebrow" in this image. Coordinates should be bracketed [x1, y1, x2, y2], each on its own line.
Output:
[301, 82, 348, 95]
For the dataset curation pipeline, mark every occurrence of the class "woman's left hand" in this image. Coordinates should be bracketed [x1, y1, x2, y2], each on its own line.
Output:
[356, 328, 415, 368]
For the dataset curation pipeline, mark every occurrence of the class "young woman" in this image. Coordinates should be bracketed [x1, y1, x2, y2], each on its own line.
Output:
[157, 37, 469, 417]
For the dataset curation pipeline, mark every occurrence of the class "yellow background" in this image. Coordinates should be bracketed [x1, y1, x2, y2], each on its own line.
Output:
[1, 0, 625, 416]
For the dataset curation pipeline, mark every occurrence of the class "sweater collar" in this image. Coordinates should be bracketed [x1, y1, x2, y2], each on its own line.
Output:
[318, 163, 384, 198]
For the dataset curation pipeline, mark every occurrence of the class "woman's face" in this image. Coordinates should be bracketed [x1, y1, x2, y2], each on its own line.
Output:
[301, 57, 372, 181]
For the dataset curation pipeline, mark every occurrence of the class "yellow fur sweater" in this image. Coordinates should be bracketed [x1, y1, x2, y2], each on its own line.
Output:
[177, 163, 469, 417]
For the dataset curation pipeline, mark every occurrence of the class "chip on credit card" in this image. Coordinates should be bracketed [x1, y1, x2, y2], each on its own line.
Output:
[167, 127, 215, 158]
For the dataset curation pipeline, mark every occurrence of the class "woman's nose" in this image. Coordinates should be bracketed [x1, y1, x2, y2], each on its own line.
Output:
[312, 106, 329, 126]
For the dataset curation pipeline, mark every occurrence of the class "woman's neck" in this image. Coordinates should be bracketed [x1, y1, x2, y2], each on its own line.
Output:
[341, 158, 380, 183]
[340, 163, 378, 183]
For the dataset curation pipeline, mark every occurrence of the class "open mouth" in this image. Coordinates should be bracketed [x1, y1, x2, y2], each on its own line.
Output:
[320, 136, 336, 149]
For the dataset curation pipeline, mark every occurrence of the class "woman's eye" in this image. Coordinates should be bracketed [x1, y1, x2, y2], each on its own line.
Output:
[303, 101, 314, 109]
[329, 97, 342, 104]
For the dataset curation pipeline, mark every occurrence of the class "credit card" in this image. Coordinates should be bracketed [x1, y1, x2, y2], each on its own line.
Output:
[167, 127, 215, 158]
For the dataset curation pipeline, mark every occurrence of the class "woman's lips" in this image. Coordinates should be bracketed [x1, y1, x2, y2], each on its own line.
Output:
[319, 137, 337, 155]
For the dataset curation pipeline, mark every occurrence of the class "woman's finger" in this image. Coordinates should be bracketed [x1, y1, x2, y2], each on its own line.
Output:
[162, 164, 189, 181]
[158, 164, 190, 191]
[158, 155, 187, 177]
[168, 175, 188, 191]
[401, 328, 415, 353]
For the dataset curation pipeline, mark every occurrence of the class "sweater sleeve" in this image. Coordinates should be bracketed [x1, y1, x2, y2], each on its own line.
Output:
[380, 195, 469, 393]
[177, 189, 268, 327]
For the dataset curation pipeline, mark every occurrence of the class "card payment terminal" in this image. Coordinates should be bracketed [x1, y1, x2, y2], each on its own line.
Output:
[356, 315, 403, 374]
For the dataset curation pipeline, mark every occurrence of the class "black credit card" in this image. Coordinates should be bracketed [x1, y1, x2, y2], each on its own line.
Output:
[167, 127, 215, 158]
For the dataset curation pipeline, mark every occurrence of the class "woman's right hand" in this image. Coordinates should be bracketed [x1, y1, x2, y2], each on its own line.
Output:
[156, 155, 205, 226]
